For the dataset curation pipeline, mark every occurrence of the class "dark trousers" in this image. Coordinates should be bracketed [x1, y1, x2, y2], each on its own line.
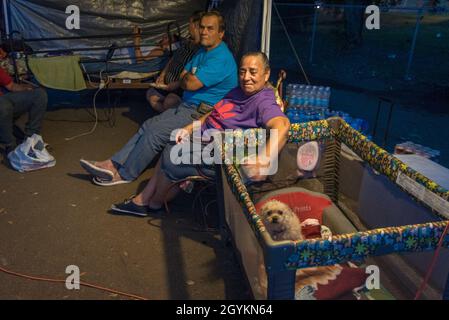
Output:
[0, 88, 48, 146]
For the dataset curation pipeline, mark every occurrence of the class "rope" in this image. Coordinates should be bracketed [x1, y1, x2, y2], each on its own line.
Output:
[273, 2, 311, 85]
[414, 221, 449, 300]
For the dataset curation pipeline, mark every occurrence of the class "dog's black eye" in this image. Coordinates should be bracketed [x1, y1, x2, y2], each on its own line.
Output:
[277, 210, 283, 215]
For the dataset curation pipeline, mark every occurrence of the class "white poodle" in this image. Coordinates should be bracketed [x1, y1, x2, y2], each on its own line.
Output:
[260, 200, 304, 241]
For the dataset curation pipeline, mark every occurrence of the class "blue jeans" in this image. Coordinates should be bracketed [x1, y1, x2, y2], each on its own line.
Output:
[111, 102, 200, 181]
[0, 88, 48, 146]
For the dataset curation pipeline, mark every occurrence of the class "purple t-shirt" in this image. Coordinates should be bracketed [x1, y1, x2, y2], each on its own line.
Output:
[202, 87, 286, 134]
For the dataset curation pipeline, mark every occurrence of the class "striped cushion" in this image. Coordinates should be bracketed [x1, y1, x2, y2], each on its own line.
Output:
[164, 41, 200, 83]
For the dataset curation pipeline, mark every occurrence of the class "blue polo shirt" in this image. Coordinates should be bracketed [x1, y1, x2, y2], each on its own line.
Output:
[182, 41, 237, 106]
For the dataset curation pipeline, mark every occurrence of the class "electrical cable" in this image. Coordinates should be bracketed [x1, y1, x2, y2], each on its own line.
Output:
[0, 265, 148, 300]
[64, 70, 108, 141]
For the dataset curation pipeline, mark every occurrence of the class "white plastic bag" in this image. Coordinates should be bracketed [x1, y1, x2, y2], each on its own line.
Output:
[7, 134, 55, 172]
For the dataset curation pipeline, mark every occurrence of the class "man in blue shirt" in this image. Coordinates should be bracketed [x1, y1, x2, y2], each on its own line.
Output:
[80, 11, 238, 186]
[181, 39, 237, 107]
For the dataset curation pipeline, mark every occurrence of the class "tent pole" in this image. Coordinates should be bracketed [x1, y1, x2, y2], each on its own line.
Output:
[3, 0, 11, 38]
[261, 0, 272, 58]
[261, 0, 267, 54]
[266, 0, 272, 58]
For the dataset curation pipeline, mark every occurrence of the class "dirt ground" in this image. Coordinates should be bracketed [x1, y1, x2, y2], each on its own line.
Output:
[0, 91, 250, 300]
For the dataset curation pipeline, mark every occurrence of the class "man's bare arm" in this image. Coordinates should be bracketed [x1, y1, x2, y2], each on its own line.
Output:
[180, 72, 203, 91]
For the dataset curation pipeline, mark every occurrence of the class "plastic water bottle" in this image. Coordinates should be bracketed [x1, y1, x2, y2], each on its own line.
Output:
[322, 88, 327, 113]
[293, 85, 299, 106]
[288, 94, 295, 108]
[295, 85, 301, 108]
[315, 87, 323, 108]
[292, 84, 299, 97]
[324, 87, 331, 108]
[286, 107, 295, 123]
[302, 85, 308, 106]
[292, 108, 301, 124]
[310, 87, 317, 107]
[298, 84, 305, 104]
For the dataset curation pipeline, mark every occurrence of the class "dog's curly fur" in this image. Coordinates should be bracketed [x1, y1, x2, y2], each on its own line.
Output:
[259, 199, 343, 299]
[260, 200, 304, 241]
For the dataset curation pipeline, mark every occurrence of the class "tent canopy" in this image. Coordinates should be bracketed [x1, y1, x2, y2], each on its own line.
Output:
[3, 0, 267, 61]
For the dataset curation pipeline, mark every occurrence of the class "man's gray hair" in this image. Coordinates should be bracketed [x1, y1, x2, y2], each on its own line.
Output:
[240, 52, 270, 72]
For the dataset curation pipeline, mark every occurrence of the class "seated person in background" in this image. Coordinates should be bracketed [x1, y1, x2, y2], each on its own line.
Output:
[133, 27, 180, 63]
[0, 67, 47, 156]
[80, 11, 238, 186]
[110, 52, 291, 216]
[0, 46, 29, 81]
[146, 11, 202, 113]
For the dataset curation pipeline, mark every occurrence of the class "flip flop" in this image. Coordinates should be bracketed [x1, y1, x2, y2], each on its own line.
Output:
[92, 176, 132, 187]
[80, 159, 114, 180]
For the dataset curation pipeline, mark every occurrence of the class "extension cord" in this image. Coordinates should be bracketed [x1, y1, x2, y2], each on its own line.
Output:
[0, 265, 148, 299]
[64, 71, 107, 141]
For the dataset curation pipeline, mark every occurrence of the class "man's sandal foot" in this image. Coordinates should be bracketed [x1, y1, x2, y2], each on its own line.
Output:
[92, 176, 132, 187]
[80, 159, 114, 180]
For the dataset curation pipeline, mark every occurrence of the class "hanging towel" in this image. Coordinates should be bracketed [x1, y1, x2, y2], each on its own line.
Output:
[28, 55, 87, 91]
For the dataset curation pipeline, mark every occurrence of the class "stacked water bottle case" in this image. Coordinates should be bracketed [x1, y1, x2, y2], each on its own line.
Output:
[285, 84, 331, 123]
[284, 83, 369, 136]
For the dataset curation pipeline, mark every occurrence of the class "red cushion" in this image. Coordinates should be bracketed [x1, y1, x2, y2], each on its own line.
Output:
[255, 191, 332, 224]
[295, 264, 368, 300]
[315, 265, 368, 300]
[301, 225, 322, 239]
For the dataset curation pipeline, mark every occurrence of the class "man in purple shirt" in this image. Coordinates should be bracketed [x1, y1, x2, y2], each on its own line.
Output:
[110, 51, 290, 216]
